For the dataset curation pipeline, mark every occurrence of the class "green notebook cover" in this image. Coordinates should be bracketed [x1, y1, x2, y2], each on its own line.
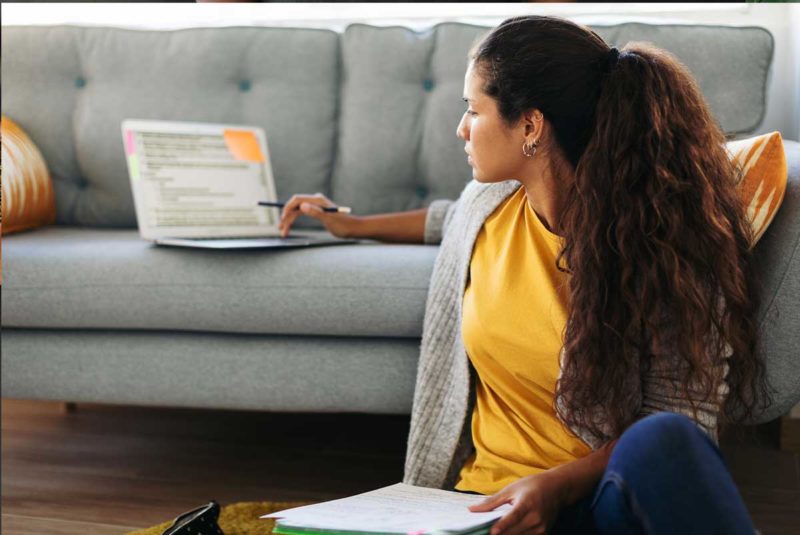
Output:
[273, 521, 494, 535]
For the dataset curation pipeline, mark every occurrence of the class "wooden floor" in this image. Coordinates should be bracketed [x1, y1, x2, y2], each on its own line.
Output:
[2, 399, 799, 534]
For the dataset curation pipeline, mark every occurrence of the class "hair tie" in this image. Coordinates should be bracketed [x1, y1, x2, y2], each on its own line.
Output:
[604, 47, 620, 74]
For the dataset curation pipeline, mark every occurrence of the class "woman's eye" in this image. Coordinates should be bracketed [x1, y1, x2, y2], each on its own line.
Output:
[466, 109, 477, 116]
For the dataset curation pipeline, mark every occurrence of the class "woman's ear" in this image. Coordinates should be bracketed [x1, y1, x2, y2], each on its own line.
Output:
[522, 109, 546, 142]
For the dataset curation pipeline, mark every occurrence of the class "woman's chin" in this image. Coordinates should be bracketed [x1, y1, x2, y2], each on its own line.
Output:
[470, 164, 504, 183]
[473, 171, 499, 184]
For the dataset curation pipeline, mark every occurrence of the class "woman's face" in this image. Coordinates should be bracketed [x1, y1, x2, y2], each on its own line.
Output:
[457, 62, 532, 183]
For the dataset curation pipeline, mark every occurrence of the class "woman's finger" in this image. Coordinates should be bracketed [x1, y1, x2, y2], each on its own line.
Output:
[280, 208, 314, 236]
[490, 503, 525, 535]
[278, 195, 330, 235]
[468, 493, 508, 512]
[279, 194, 296, 221]
[279, 214, 297, 236]
[281, 195, 333, 222]
[280, 194, 306, 223]
[300, 202, 327, 216]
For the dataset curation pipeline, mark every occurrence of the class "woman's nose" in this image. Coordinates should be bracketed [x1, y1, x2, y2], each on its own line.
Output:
[456, 116, 468, 141]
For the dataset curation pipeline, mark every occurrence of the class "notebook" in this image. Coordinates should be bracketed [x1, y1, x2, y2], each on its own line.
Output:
[121, 119, 357, 249]
[261, 483, 511, 535]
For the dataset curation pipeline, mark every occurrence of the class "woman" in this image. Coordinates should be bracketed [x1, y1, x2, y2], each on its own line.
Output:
[278, 16, 771, 535]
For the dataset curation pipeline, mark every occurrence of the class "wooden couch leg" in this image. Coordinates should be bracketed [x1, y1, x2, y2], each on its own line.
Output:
[780, 414, 800, 454]
[62, 402, 77, 414]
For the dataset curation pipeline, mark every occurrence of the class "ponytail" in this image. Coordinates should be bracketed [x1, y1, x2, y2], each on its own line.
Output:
[557, 42, 770, 440]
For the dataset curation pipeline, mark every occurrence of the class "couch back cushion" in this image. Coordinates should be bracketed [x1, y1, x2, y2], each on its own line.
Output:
[1, 22, 774, 227]
[1, 26, 340, 227]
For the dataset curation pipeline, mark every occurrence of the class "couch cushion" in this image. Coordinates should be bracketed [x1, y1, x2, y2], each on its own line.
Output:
[1, 25, 340, 228]
[0, 228, 438, 338]
[590, 22, 773, 136]
[2, 329, 420, 414]
[330, 22, 774, 217]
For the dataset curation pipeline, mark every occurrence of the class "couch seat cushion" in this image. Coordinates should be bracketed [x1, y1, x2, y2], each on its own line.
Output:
[1, 228, 438, 338]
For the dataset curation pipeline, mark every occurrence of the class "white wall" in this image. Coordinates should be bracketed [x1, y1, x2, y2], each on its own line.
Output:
[0, 3, 758, 31]
[791, 5, 800, 143]
[3, 2, 798, 140]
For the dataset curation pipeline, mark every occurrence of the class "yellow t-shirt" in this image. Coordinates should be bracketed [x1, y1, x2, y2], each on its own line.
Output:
[454, 185, 593, 495]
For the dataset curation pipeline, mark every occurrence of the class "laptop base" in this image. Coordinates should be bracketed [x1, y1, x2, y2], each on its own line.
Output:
[154, 236, 358, 250]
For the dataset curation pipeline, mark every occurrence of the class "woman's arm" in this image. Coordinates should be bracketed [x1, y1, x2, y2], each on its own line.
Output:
[277, 193, 429, 243]
[548, 438, 618, 506]
[353, 197, 460, 244]
[351, 208, 429, 243]
[278, 193, 460, 245]
[422, 199, 458, 245]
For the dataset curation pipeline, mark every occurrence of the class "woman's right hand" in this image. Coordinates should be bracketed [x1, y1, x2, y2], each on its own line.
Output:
[277, 193, 361, 239]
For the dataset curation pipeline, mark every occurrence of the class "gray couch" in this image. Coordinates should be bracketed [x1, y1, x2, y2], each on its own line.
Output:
[2, 22, 798, 424]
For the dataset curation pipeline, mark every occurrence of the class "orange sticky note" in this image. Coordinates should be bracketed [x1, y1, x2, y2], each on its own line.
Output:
[223, 129, 266, 163]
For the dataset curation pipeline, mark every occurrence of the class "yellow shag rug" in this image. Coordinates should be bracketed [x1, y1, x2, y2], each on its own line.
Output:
[126, 501, 315, 535]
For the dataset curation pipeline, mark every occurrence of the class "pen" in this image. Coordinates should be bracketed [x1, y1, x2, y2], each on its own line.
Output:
[258, 201, 352, 214]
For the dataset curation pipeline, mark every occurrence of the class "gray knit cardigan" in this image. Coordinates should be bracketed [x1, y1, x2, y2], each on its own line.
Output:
[402, 178, 731, 490]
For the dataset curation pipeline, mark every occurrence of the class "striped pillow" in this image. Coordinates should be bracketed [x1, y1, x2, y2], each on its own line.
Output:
[1, 115, 56, 235]
[726, 131, 788, 245]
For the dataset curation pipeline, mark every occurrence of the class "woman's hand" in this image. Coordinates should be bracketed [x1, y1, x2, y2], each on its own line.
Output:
[468, 471, 570, 535]
[277, 193, 361, 238]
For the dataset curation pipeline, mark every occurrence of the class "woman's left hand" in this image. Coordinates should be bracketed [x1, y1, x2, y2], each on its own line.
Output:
[467, 470, 570, 535]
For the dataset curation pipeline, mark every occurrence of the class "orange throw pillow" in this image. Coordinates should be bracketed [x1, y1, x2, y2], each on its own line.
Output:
[726, 131, 788, 245]
[1, 115, 57, 235]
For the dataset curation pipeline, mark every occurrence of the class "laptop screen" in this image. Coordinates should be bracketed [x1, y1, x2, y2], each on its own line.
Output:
[122, 119, 280, 239]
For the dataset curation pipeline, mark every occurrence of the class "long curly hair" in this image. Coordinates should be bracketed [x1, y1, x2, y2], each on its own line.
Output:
[471, 16, 772, 442]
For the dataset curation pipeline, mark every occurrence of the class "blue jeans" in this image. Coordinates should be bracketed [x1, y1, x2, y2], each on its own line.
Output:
[458, 412, 757, 534]
[551, 412, 755, 535]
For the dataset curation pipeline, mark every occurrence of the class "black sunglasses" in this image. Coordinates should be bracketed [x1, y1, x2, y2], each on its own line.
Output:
[161, 500, 224, 535]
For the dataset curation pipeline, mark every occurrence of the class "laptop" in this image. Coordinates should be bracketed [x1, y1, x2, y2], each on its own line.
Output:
[121, 119, 358, 249]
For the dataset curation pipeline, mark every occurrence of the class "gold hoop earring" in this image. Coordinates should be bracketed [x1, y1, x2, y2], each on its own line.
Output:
[523, 138, 540, 158]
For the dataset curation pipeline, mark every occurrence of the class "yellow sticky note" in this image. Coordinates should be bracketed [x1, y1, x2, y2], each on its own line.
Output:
[223, 129, 266, 163]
